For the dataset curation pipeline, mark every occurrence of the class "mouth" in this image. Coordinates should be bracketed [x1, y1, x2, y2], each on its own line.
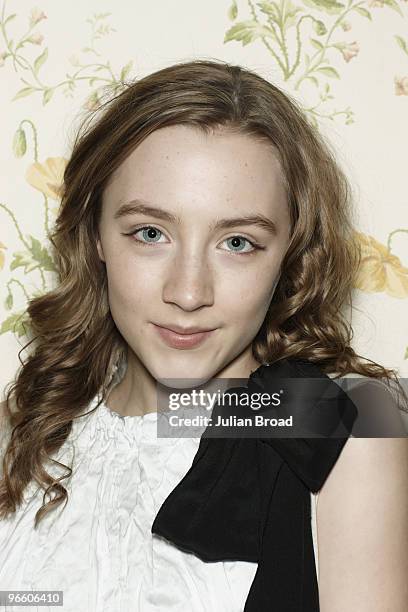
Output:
[152, 323, 216, 350]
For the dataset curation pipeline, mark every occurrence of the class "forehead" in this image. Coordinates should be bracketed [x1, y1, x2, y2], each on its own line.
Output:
[102, 125, 288, 219]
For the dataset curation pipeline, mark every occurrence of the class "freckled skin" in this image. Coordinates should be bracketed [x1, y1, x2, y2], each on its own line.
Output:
[96, 125, 291, 416]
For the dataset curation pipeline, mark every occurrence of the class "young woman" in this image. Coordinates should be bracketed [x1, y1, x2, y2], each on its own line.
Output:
[0, 59, 407, 612]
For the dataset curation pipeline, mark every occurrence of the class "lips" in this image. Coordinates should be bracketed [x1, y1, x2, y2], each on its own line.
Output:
[153, 323, 215, 350]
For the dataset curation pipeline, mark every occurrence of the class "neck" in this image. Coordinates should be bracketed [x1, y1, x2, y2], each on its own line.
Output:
[105, 347, 263, 417]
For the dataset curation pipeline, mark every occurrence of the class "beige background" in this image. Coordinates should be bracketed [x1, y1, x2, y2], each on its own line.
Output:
[1, 0, 407, 396]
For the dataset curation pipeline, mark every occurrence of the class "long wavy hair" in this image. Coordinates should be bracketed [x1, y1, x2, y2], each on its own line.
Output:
[1, 59, 406, 527]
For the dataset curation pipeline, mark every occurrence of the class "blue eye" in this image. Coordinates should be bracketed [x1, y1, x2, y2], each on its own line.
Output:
[132, 226, 165, 244]
[125, 225, 264, 255]
[223, 236, 255, 253]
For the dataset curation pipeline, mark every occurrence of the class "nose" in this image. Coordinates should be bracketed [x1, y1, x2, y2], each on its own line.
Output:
[162, 251, 214, 311]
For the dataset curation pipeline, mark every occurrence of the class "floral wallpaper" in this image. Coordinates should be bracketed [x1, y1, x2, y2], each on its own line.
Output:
[1, 0, 407, 390]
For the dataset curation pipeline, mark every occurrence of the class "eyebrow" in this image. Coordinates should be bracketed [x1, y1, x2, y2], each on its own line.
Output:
[113, 199, 278, 236]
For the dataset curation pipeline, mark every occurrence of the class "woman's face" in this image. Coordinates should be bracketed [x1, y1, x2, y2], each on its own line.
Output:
[97, 125, 291, 383]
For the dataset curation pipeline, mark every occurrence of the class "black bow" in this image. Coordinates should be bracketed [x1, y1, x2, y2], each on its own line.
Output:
[151, 357, 358, 611]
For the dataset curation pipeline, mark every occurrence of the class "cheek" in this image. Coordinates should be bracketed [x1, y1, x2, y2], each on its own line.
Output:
[223, 281, 273, 330]
[105, 261, 155, 351]
[104, 252, 157, 315]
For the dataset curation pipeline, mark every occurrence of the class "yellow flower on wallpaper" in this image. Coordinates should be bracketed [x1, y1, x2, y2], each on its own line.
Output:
[354, 232, 408, 298]
[0, 242, 7, 270]
[25, 157, 67, 200]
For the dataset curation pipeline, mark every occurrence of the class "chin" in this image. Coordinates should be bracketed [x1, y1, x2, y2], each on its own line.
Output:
[149, 359, 215, 390]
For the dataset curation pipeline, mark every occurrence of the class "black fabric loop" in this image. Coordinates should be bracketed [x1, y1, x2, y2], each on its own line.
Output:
[151, 357, 358, 611]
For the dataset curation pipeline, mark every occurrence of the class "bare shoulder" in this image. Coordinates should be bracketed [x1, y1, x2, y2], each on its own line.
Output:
[328, 371, 408, 437]
[317, 437, 408, 610]
[328, 436, 408, 482]
[320, 437, 408, 503]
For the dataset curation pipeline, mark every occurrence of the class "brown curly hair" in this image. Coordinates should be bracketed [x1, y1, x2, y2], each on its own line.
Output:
[1, 58, 406, 528]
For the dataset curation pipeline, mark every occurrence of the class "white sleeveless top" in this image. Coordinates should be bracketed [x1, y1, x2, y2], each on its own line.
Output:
[0, 396, 320, 612]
